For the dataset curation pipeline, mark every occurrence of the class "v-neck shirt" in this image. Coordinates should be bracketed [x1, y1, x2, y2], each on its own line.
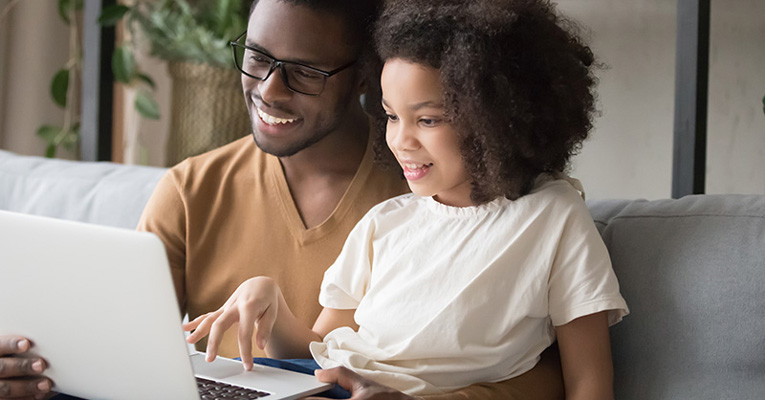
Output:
[137, 134, 409, 359]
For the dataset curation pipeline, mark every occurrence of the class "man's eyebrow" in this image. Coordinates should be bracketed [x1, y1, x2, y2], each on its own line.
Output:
[244, 41, 328, 68]
[244, 41, 270, 55]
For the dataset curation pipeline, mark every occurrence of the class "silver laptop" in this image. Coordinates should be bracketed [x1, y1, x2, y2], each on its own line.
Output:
[0, 210, 332, 400]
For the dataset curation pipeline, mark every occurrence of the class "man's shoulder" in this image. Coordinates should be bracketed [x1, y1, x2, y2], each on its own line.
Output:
[168, 135, 261, 177]
[173, 135, 257, 168]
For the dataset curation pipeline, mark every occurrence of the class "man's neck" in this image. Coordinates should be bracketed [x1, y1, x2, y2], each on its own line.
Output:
[276, 108, 370, 229]
[278, 109, 369, 182]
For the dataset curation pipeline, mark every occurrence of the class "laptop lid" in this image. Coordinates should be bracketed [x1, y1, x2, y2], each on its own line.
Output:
[0, 210, 331, 399]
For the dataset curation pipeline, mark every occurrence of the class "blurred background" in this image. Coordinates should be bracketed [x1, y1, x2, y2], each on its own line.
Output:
[0, 0, 763, 200]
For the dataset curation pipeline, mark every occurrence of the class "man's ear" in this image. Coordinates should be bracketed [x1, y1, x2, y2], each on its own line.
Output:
[358, 77, 368, 94]
[355, 65, 369, 95]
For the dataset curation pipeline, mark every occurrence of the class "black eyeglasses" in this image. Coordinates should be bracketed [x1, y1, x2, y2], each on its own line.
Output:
[230, 31, 356, 96]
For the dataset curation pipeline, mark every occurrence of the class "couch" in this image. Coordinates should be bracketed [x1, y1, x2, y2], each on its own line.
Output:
[1, 149, 763, 399]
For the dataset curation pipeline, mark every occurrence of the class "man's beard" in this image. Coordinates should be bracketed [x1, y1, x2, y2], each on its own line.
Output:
[250, 128, 331, 158]
[248, 91, 357, 158]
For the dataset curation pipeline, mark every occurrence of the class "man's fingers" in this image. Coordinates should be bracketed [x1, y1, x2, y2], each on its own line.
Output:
[0, 358, 46, 379]
[0, 337, 30, 357]
[314, 367, 366, 390]
[0, 377, 52, 398]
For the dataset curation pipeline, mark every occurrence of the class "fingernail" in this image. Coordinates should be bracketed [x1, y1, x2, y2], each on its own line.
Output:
[37, 380, 51, 392]
[17, 339, 30, 352]
[32, 360, 44, 372]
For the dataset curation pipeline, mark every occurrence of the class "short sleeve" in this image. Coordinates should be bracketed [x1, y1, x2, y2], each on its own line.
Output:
[547, 199, 629, 327]
[136, 167, 188, 313]
[318, 210, 377, 310]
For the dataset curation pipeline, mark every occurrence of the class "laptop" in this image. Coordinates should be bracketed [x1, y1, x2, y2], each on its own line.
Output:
[0, 210, 332, 400]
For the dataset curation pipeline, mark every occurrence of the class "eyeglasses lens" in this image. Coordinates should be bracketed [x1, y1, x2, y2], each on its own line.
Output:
[233, 45, 326, 96]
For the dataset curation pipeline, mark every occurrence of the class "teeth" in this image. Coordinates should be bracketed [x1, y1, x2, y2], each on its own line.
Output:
[404, 162, 432, 170]
[257, 108, 297, 125]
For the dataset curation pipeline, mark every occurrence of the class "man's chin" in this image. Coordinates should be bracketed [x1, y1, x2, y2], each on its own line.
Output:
[250, 131, 316, 158]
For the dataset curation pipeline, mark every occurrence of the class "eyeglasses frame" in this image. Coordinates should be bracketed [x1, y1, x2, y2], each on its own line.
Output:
[229, 31, 357, 96]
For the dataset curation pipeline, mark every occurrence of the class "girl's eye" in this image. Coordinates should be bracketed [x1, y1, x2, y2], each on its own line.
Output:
[419, 118, 440, 127]
[386, 114, 399, 122]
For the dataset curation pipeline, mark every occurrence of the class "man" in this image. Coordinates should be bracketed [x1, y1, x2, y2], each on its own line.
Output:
[0, 1, 562, 399]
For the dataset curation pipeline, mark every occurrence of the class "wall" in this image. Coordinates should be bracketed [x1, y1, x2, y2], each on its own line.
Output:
[1, 1, 764, 198]
[0, 1, 72, 158]
[706, 0, 765, 195]
[557, 0, 765, 199]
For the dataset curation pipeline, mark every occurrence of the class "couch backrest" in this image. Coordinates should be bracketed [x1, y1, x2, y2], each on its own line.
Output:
[4, 150, 763, 397]
[0, 150, 166, 229]
[588, 195, 765, 400]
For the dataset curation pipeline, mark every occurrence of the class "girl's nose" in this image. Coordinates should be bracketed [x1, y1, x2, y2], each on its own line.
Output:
[388, 123, 419, 152]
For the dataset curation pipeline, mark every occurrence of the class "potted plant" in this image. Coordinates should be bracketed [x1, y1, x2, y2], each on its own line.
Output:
[101, 0, 251, 165]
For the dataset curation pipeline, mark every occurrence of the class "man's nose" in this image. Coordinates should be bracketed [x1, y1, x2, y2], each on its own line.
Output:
[257, 66, 292, 104]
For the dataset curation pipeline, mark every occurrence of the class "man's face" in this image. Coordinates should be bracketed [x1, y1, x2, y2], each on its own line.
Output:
[243, 0, 361, 157]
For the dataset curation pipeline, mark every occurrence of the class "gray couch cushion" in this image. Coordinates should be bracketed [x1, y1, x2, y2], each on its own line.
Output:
[588, 195, 765, 399]
[0, 150, 166, 229]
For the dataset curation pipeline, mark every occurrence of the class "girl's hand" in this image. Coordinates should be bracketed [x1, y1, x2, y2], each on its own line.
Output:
[183, 276, 281, 371]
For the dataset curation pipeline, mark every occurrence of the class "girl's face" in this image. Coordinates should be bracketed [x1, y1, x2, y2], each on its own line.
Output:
[381, 58, 473, 207]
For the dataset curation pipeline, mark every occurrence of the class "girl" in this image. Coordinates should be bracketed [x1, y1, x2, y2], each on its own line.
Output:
[186, 0, 628, 398]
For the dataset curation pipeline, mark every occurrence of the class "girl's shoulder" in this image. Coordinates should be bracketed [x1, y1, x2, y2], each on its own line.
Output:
[365, 192, 423, 217]
[512, 173, 591, 218]
[529, 172, 585, 199]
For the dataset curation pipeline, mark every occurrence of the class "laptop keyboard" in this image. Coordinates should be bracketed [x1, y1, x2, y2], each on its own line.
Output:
[197, 377, 272, 399]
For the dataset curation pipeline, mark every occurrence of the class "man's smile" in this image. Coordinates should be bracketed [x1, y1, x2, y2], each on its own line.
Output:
[257, 107, 299, 125]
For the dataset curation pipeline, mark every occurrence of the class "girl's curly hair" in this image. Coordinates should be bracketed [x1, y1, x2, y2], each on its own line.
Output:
[374, 0, 598, 203]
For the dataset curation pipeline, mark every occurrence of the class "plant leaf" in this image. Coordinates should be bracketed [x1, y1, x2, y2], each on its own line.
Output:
[112, 45, 136, 83]
[62, 124, 80, 153]
[51, 69, 70, 108]
[57, 0, 83, 25]
[37, 125, 62, 143]
[137, 73, 156, 89]
[58, 0, 71, 24]
[37, 125, 63, 157]
[134, 91, 160, 120]
[98, 4, 131, 27]
[45, 144, 57, 158]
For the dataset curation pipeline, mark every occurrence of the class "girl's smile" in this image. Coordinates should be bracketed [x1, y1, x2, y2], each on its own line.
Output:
[401, 161, 434, 181]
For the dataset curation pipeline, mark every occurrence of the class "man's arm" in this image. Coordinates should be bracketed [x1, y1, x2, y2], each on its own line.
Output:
[307, 345, 564, 400]
[136, 170, 188, 313]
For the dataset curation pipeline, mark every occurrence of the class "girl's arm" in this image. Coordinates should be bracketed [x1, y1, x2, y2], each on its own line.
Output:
[555, 311, 614, 400]
[266, 306, 357, 360]
[183, 276, 354, 369]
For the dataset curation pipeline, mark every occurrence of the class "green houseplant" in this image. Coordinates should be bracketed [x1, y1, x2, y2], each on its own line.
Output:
[25, 0, 249, 159]
[101, 0, 252, 165]
[101, 0, 248, 84]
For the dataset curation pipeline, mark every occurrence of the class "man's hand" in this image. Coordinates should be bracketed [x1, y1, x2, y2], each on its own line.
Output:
[0, 336, 52, 399]
[304, 367, 419, 400]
